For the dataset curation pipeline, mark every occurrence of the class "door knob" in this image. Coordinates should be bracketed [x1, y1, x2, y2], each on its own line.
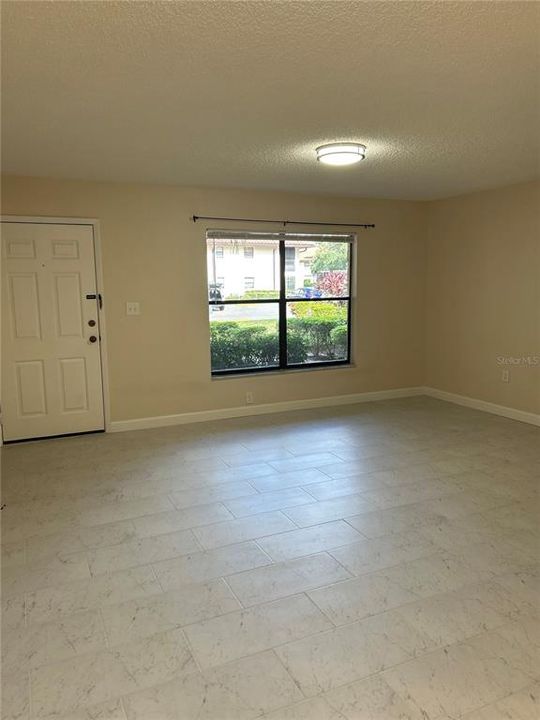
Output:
[89, 335, 97, 343]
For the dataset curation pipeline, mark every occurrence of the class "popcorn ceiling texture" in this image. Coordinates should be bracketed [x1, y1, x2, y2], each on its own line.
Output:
[2, 1, 539, 200]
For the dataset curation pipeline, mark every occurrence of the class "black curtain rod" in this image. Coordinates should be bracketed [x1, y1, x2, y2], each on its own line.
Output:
[192, 215, 375, 229]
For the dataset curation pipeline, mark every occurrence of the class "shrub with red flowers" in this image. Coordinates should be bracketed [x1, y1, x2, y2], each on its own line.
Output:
[315, 270, 348, 297]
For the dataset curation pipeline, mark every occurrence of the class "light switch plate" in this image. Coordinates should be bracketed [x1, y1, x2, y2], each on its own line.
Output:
[126, 301, 140, 316]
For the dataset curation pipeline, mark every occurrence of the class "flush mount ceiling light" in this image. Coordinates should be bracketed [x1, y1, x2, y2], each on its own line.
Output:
[316, 142, 366, 166]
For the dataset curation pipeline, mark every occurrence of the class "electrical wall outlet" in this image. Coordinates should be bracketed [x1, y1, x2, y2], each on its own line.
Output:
[126, 301, 140, 316]
[245, 392, 254, 404]
[501, 369, 510, 383]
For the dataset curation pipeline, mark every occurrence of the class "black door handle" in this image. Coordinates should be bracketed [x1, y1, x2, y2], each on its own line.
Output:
[86, 293, 103, 309]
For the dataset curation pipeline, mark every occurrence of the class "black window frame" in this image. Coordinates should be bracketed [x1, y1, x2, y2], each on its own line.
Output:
[209, 235, 353, 376]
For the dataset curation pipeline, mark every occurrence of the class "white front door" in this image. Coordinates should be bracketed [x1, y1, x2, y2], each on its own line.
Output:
[1, 222, 105, 441]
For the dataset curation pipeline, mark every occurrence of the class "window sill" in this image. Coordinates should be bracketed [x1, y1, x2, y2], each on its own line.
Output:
[211, 363, 355, 380]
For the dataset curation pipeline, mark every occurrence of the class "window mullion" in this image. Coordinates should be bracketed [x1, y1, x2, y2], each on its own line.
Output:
[279, 239, 287, 369]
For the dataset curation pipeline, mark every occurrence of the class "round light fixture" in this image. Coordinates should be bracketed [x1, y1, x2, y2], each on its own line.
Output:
[316, 142, 366, 166]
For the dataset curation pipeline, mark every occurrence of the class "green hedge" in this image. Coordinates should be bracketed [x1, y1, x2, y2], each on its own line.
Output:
[210, 322, 307, 370]
[288, 302, 348, 360]
[211, 302, 348, 370]
[226, 290, 279, 300]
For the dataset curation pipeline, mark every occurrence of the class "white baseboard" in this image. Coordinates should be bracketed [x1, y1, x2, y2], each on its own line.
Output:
[108, 385, 539, 433]
[109, 386, 425, 433]
[423, 386, 540, 427]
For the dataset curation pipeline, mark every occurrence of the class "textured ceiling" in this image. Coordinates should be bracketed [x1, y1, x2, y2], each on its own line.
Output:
[2, 1, 539, 199]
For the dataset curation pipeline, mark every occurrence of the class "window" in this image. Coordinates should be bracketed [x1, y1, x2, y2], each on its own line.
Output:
[285, 246, 295, 271]
[244, 247, 254, 259]
[214, 247, 224, 259]
[207, 230, 352, 374]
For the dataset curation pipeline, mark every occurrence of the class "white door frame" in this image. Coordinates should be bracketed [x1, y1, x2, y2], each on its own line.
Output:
[0, 215, 112, 438]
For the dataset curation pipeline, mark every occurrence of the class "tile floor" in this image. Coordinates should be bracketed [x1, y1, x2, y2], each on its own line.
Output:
[1, 396, 539, 719]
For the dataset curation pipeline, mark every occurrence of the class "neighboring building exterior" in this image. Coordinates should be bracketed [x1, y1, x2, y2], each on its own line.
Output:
[207, 239, 316, 297]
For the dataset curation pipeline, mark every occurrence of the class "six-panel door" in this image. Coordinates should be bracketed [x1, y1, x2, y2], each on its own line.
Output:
[1, 222, 105, 441]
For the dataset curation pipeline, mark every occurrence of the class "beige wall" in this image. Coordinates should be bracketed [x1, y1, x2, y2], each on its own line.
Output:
[1, 175, 426, 421]
[425, 180, 540, 414]
[3, 175, 538, 422]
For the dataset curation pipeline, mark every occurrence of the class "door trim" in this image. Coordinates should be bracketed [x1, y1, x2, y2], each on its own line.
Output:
[0, 215, 111, 436]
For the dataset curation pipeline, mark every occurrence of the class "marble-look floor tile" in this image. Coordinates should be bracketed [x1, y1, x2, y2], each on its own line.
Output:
[302, 474, 386, 501]
[153, 541, 271, 590]
[360, 480, 458, 510]
[329, 442, 395, 462]
[251, 468, 331, 493]
[3, 609, 106, 673]
[345, 504, 440, 539]
[220, 447, 295, 467]
[451, 539, 537, 578]
[122, 650, 303, 720]
[378, 552, 483, 598]
[368, 463, 446, 486]
[462, 682, 539, 719]
[467, 619, 540, 682]
[193, 510, 296, 549]
[1, 541, 26, 569]
[132, 503, 234, 538]
[184, 593, 332, 668]
[315, 457, 398, 479]
[481, 502, 540, 534]
[487, 569, 540, 620]
[419, 490, 507, 521]
[52, 697, 127, 719]
[308, 570, 419, 625]
[275, 610, 430, 696]
[324, 674, 428, 719]
[226, 552, 351, 606]
[329, 530, 437, 577]
[395, 585, 510, 648]
[1, 504, 79, 544]
[1, 671, 30, 720]
[79, 495, 174, 527]
[2, 595, 26, 634]
[30, 628, 197, 718]
[3, 399, 538, 720]
[102, 578, 240, 645]
[269, 453, 341, 473]
[263, 696, 346, 720]
[383, 632, 532, 719]
[2, 552, 91, 598]
[204, 462, 281, 483]
[283, 496, 373, 528]
[26, 565, 162, 624]
[223, 487, 314, 518]
[256, 520, 363, 562]
[87, 529, 200, 575]
[169, 480, 258, 510]
[25, 521, 139, 566]
[416, 514, 502, 552]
